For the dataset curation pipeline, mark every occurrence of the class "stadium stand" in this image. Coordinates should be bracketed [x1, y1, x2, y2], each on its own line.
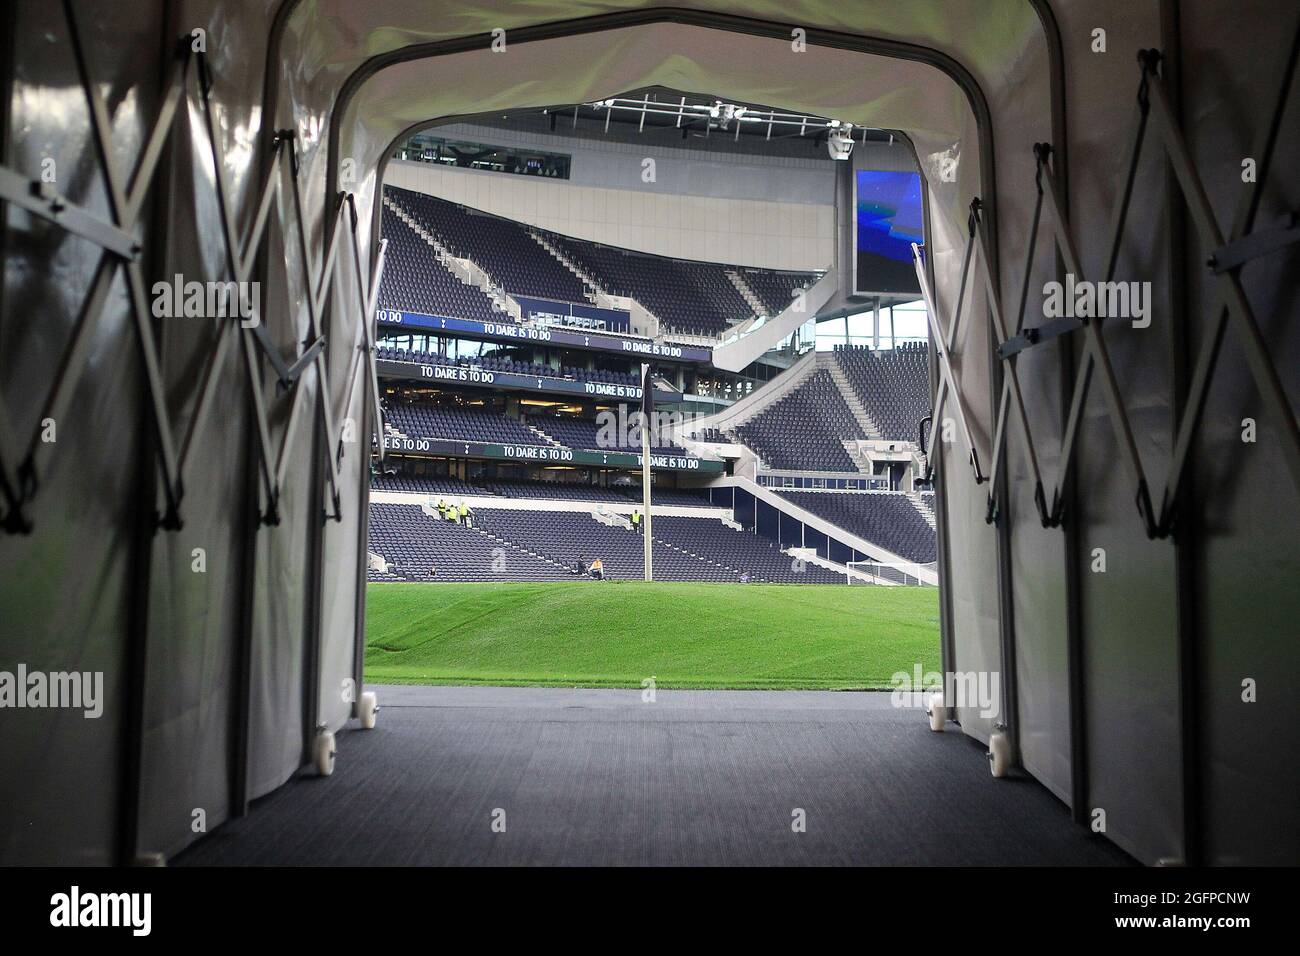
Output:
[832, 343, 931, 442]
[527, 413, 684, 456]
[371, 473, 491, 496]
[776, 491, 936, 563]
[368, 504, 844, 584]
[551, 237, 752, 336]
[740, 268, 818, 316]
[385, 399, 545, 446]
[390, 186, 591, 303]
[381, 186, 826, 340]
[731, 368, 867, 471]
[371, 470, 711, 507]
[377, 203, 502, 321]
[377, 345, 643, 387]
[367, 504, 571, 582]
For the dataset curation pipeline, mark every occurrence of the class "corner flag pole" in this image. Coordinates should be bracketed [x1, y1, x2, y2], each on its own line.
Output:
[641, 363, 653, 581]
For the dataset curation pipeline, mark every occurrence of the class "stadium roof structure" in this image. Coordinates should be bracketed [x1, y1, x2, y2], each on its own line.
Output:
[1, 0, 1296, 868]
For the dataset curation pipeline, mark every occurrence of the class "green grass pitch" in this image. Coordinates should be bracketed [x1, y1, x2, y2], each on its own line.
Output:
[365, 580, 940, 690]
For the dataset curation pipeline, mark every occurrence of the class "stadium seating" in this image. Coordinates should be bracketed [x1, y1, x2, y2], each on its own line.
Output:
[649, 516, 843, 584]
[832, 343, 931, 442]
[551, 237, 751, 337]
[371, 473, 492, 496]
[731, 368, 866, 471]
[381, 186, 827, 339]
[775, 491, 936, 563]
[389, 186, 590, 303]
[739, 268, 819, 316]
[377, 204, 503, 321]
[367, 503, 844, 584]
[385, 400, 545, 446]
[377, 345, 643, 387]
[367, 504, 571, 581]
[527, 413, 684, 456]
[371, 470, 710, 508]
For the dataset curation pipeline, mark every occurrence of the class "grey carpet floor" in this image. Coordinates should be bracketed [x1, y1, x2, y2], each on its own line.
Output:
[176, 685, 1134, 866]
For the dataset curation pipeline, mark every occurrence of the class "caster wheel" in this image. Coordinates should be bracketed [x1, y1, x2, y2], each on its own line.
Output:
[359, 691, 379, 730]
[926, 692, 945, 732]
[988, 731, 1012, 778]
[314, 730, 336, 777]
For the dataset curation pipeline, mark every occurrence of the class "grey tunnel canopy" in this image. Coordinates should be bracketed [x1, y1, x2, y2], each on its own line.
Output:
[0, 0, 1295, 866]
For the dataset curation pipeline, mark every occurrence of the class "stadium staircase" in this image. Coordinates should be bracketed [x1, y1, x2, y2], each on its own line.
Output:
[528, 229, 602, 299]
[471, 524, 575, 575]
[906, 491, 937, 529]
[725, 269, 767, 320]
[383, 194, 521, 320]
[523, 422, 565, 447]
[822, 352, 883, 439]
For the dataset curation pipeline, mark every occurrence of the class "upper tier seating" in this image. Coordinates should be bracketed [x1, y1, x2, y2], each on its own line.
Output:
[551, 237, 752, 337]
[731, 369, 867, 472]
[380, 186, 825, 341]
[389, 186, 590, 304]
[739, 268, 819, 316]
[377, 204, 502, 322]
[776, 491, 936, 563]
[832, 343, 931, 442]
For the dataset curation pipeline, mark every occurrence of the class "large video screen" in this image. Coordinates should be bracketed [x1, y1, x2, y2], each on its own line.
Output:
[853, 170, 923, 296]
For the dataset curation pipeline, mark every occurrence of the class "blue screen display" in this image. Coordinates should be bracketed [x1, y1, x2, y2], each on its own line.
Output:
[854, 170, 923, 295]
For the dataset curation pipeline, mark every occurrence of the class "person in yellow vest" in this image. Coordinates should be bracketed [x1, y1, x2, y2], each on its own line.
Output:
[631, 508, 642, 534]
[589, 557, 604, 580]
[460, 501, 472, 528]
[436, 498, 448, 520]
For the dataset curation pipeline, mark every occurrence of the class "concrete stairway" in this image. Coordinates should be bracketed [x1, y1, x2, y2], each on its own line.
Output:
[384, 194, 519, 319]
[820, 351, 882, 439]
[906, 490, 937, 529]
[529, 229, 604, 299]
[725, 269, 767, 320]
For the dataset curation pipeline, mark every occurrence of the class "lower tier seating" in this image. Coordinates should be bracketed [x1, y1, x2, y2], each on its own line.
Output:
[775, 491, 936, 563]
[367, 505, 841, 584]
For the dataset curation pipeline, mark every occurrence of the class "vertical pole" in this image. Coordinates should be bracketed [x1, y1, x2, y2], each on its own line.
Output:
[1161, 0, 1201, 867]
[641, 379, 653, 582]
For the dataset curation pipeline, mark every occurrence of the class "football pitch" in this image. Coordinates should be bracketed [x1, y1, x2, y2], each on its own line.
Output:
[365, 581, 940, 690]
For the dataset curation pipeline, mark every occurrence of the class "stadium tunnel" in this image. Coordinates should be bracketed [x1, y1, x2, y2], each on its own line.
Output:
[0, 0, 1296, 866]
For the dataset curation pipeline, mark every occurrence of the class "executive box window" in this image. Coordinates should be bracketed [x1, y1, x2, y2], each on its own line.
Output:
[395, 133, 572, 179]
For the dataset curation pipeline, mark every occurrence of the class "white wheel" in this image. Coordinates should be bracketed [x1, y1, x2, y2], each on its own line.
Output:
[313, 730, 336, 777]
[359, 691, 378, 730]
[927, 692, 945, 732]
[988, 731, 1012, 778]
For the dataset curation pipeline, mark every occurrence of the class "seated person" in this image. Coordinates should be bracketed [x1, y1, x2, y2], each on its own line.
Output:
[588, 557, 604, 580]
